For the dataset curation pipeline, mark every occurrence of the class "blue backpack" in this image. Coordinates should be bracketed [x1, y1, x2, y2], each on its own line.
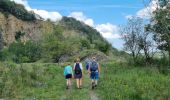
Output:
[90, 61, 98, 72]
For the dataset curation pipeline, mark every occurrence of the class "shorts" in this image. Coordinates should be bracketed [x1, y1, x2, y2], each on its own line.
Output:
[65, 74, 72, 79]
[90, 72, 99, 80]
[74, 73, 82, 79]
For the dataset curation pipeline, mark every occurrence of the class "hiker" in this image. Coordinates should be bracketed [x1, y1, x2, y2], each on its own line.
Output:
[64, 63, 73, 89]
[88, 57, 100, 89]
[74, 58, 83, 89]
[85, 58, 91, 71]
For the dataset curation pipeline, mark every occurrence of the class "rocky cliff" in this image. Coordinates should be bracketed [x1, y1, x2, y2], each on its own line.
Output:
[0, 12, 54, 46]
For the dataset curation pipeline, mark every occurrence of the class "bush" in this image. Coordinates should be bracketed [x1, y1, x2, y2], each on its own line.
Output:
[94, 40, 111, 54]
[0, 0, 36, 21]
[0, 41, 42, 63]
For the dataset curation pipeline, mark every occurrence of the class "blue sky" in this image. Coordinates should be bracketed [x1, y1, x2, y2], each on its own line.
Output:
[13, 0, 151, 50]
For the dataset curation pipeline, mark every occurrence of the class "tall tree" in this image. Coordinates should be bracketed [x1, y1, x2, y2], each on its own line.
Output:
[146, 0, 170, 65]
[120, 17, 143, 64]
[138, 31, 155, 64]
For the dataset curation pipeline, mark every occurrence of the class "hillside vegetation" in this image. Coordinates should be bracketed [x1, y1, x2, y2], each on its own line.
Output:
[0, 0, 36, 21]
[0, 0, 122, 63]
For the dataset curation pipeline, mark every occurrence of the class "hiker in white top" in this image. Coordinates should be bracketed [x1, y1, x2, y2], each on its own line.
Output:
[73, 58, 83, 89]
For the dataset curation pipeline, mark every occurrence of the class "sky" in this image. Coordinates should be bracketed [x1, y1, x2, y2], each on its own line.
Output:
[11, 0, 156, 50]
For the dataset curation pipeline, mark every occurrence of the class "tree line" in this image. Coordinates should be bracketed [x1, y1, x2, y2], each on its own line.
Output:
[0, 0, 36, 21]
[120, 0, 170, 66]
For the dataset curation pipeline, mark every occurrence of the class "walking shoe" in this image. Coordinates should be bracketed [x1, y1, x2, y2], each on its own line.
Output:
[79, 86, 82, 89]
[66, 86, 69, 89]
[92, 82, 95, 90]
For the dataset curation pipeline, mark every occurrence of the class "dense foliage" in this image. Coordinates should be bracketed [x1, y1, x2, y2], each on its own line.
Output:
[0, 0, 36, 21]
[59, 17, 112, 54]
[146, 0, 170, 65]
[0, 41, 42, 63]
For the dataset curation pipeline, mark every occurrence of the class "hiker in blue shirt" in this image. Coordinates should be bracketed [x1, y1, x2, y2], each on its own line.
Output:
[64, 63, 73, 89]
[85, 58, 91, 71]
[88, 57, 101, 89]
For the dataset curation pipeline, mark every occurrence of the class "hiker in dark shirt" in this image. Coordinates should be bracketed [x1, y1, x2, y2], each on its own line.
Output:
[74, 58, 83, 89]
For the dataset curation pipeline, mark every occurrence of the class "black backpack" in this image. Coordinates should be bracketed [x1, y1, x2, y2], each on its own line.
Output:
[75, 63, 82, 74]
[90, 61, 98, 72]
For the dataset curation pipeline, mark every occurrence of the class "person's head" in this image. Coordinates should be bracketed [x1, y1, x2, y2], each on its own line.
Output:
[67, 62, 71, 65]
[76, 58, 80, 62]
[92, 57, 96, 61]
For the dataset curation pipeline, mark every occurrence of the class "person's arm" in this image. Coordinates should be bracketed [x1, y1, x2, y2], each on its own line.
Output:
[71, 67, 74, 78]
[98, 63, 101, 75]
[80, 63, 84, 75]
[88, 64, 91, 74]
[73, 63, 75, 70]
[64, 67, 66, 76]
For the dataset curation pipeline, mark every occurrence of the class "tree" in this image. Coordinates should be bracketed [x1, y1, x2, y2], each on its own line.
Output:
[138, 30, 155, 64]
[146, 1, 170, 65]
[120, 17, 143, 64]
[0, 0, 36, 21]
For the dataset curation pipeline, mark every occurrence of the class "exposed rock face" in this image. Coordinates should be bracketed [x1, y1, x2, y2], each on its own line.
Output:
[0, 12, 54, 46]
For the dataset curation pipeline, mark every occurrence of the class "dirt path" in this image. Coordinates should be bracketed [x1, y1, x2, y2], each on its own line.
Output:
[90, 91, 100, 100]
[60, 71, 100, 100]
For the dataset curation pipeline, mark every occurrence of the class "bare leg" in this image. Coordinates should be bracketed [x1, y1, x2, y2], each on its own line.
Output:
[79, 78, 82, 88]
[66, 79, 69, 86]
[68, 79, 71, 87]
[66, 79, 69, 89]
[95, 80, 98, 85]
[76, 79, 80, 88]
[91, 79, 95, 89]
[91, 79, 94, 84]
[80, 78, 82, 86]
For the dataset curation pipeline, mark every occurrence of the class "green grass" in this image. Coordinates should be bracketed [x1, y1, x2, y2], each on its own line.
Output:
[0, 62, 170, 100]
[97, 62, 170, 100]
[0, 62, 93, 100]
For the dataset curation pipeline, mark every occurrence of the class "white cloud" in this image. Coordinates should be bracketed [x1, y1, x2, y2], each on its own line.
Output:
[33, 9, 62, 21]
[95, 23, 121, 39]
[125, 0, 159, 19]
[137, 0, 159, 18]
[125, 15, 133, 19]
[68, 12, 94, 26]
[11, 0, 62, 21]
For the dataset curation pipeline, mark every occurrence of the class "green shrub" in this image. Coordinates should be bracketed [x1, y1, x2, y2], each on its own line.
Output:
[0, 0, 36, 21]
[0, 41, 42, 63]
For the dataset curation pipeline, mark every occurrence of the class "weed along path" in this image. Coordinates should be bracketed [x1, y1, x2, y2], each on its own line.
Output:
[60, 71, 100, 100]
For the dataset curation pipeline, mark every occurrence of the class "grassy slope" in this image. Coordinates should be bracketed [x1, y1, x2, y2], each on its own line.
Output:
[0, 63, 94, 100]
[1, 62, 170, 100]
[97, 62, 170, 100]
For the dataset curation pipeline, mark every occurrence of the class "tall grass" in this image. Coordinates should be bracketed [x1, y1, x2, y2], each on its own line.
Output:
[1, 62, 170, 100]
[97, 62, 170, 100]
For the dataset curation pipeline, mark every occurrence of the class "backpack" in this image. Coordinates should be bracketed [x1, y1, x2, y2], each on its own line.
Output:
[85, 61, 91, 70]
[90, 61, 98, 72]
[75, 63, 82, 74]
